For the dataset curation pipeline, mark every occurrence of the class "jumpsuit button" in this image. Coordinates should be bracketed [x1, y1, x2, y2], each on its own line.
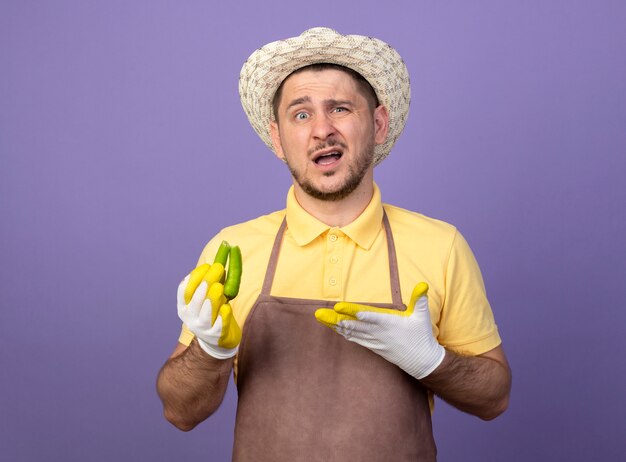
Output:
[329, 234, 338, 242]
[330, 256, 339, 264]
[329, 277, 337, 286]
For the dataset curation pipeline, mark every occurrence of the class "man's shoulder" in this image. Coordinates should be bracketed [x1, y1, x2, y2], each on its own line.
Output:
[217, 209, 286, 241]
[383, 203, 458, 238]
[382, 203, 466, 267]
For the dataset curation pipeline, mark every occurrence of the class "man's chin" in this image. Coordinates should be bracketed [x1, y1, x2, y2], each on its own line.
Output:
[299, 179, 361, 202]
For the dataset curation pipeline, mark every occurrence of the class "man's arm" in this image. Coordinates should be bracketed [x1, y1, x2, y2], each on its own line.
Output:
[156, 340, 233, 431]
[158, 245, 243, 431]
[420, 345, 511, 420]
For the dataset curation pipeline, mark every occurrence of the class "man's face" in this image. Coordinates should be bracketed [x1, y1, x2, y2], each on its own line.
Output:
[270, 68, 388, 202]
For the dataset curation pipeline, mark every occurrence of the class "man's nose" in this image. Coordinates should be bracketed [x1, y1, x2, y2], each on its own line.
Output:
[311, 113, 336, 140]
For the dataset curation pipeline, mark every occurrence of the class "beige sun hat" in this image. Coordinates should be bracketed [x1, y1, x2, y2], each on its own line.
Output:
[239, 27, 410, 166]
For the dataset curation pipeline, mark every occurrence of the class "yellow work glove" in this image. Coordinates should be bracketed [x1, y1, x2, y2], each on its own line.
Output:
[177, 243, 242, 359]
[315, 282, 445, 380]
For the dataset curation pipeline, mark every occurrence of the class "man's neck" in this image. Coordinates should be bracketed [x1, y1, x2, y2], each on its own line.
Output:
[292, 177, 375, 228]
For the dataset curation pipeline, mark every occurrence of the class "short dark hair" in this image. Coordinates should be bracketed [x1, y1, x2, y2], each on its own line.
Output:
[271, 63, 380, 122]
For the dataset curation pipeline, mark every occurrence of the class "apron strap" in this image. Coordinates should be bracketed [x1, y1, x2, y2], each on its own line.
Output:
[383, 211, 403, 306]
[261, 210, 403, 305]
[260, 217, 287, 296]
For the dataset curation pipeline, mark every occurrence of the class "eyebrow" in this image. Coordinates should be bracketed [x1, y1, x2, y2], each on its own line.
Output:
[326, 99, 354, 108]
[285, 97, 355, 111]
[285, 96, 311, 111]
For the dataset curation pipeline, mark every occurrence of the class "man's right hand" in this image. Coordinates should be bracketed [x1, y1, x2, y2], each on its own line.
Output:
[177, 243, 242, 360]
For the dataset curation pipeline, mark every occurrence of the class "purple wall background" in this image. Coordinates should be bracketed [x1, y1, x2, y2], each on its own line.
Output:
[2, 1, 625, 460]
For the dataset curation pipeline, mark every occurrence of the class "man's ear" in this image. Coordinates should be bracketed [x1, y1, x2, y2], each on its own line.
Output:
[270, 121, 286, 162]
[373, 105, 389, 146]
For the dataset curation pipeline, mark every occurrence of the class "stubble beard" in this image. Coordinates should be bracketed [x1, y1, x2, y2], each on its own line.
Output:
[286, 138, 375, 202]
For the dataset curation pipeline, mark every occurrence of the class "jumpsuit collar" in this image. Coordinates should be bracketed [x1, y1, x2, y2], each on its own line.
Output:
[285, 183, 384, 250]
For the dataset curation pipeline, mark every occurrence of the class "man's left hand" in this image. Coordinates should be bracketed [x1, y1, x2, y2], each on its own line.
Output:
[315, 282, 445, 380]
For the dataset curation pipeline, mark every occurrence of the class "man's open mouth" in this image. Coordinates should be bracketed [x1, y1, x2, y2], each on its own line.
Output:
[314, 151, 343, 165]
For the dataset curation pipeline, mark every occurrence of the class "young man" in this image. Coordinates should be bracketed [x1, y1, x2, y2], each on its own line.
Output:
[157, 28, 511, 461]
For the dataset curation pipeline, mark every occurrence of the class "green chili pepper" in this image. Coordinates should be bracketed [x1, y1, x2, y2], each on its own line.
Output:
[223, 245, 242, 299]
[214, 241, 231, 266]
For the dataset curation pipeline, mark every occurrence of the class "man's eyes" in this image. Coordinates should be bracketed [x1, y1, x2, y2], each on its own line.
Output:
[293, 107, 349, 120]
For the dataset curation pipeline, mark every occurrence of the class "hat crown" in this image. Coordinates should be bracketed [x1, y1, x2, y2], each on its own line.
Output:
[301, 27, 337, 37]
